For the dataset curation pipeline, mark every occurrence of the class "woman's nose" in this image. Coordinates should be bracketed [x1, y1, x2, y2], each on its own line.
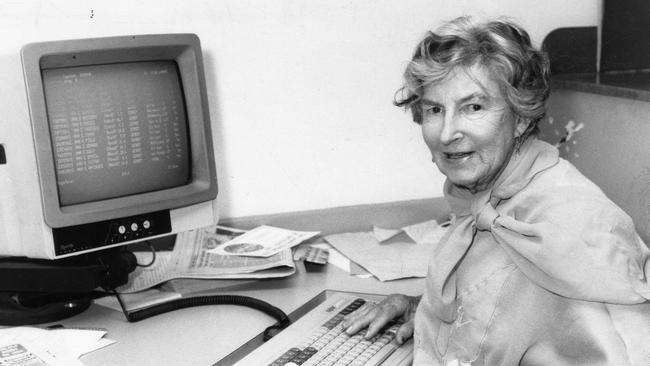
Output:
[439, 112, 462, 145]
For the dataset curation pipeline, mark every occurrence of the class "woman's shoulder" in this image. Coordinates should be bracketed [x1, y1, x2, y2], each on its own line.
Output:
[537, 157, 602, 192]
[513, 157, 634, 227]
[521, 156, 611, 203]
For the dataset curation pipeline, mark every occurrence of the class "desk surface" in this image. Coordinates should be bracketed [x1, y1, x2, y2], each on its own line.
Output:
[53, 198, 447, 365]
[62, 261, 423, 365]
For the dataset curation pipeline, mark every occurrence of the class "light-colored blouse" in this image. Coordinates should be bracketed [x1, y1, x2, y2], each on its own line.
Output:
[413, 138, 650, 366]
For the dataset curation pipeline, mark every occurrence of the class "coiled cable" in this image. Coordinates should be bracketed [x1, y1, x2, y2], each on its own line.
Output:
[112, 290, 291, 341]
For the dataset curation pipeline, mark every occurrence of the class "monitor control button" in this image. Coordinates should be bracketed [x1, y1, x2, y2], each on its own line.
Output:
[143, 220, 151, 229]
[131, 223, 139, 232]
[118, 225, 127, 234]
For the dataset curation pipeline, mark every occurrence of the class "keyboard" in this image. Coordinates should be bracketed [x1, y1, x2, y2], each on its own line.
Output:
[234, 291, 414, 366]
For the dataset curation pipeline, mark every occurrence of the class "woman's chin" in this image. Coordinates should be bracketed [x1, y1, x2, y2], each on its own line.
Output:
[440, 166, 477, 186]
[447, 177, 478, 190]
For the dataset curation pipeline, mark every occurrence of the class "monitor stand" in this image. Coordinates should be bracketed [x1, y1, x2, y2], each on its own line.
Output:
[0, 248, 137, 325]
[0, 292, 93, 325]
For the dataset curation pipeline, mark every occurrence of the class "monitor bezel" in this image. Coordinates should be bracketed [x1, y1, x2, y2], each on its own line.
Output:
[21, 33, 218, 228]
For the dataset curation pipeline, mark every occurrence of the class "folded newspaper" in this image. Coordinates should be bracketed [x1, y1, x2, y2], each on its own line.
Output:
[117, 225, 312, 293]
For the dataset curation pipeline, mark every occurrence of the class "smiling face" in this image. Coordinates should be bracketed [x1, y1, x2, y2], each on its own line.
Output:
[420, 64, 529, 193]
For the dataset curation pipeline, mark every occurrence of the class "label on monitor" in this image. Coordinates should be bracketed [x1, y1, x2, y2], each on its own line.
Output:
[52, 210, 172, 255]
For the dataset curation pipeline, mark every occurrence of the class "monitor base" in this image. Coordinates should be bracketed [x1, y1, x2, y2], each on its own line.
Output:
[0, 248, 137, 326]
[0, 292, 92, 325]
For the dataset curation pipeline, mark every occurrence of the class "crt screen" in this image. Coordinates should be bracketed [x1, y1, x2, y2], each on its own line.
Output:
[42, 61, 190, 206]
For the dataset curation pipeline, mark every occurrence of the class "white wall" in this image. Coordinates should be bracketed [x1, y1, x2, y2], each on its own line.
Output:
[0, 0, 600, 218]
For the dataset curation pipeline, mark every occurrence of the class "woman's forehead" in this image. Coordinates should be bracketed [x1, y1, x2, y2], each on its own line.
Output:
[422, 64, 502, 103]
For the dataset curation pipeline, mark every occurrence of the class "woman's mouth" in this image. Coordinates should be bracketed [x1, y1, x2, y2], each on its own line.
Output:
[444, 151, 473, 160]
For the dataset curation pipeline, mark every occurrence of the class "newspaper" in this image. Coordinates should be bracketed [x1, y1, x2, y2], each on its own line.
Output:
[116, 226, 296, 293]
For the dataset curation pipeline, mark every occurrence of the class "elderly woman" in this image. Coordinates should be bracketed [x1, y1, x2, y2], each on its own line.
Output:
[343, 17, 650, 365]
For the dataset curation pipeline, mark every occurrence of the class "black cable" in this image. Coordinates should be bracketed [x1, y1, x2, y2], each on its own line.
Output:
[111, 290, 290, 341]
[135, 242, 156, 268]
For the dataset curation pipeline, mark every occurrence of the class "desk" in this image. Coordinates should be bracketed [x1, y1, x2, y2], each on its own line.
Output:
[50, 198, 447, 365]
[60, 262, 422, 365]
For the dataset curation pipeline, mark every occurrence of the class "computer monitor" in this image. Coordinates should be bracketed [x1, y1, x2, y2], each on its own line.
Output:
[0, 33, 218, 260]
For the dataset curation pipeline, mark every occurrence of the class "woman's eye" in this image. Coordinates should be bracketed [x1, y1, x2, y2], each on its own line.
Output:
[460, 103, 487, 120]
[425, 106, 442, 114]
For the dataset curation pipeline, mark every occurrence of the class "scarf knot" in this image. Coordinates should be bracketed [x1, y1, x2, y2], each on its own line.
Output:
[474, 200, 499, 232]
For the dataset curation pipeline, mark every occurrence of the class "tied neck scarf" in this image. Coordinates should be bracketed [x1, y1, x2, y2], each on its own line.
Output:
[429, 138, 650, 322]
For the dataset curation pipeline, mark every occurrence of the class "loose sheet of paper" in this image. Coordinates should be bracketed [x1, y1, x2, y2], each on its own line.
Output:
[401, 218, 453, 244]
[324, 218, 452, 281]
[209, 225, 319, 257]
[324, 232, 435, 281]
[0, 327, 114, 366]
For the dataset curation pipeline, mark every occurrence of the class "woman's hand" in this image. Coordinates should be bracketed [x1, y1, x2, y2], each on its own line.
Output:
[341, 294, 421, 344]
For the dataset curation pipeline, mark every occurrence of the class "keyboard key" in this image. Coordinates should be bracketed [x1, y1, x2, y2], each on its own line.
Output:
[291, 347, 317, 364]
[269, 347, 301, 366]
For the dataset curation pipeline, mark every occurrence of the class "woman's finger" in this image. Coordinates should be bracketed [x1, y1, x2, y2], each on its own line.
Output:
[342, 303, 373, 329]
[363, 309, 397, 339]
[395, 320, 414, 344]
[343, 305, 380, 334]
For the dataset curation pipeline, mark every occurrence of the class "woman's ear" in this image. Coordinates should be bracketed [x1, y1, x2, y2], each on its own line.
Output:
[514, 117, 530, 138]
